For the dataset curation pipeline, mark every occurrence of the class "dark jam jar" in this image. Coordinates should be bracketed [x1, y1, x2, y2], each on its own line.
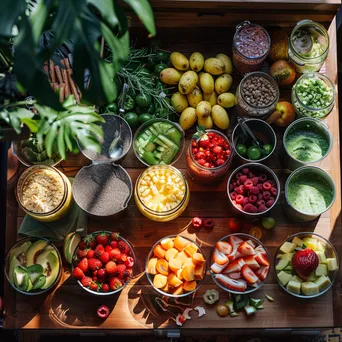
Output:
[233, 21, 271, 74]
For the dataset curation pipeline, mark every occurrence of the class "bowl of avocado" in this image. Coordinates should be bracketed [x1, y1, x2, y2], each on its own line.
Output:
[5, 237, 62, 295]
[133, 118, 185, 167]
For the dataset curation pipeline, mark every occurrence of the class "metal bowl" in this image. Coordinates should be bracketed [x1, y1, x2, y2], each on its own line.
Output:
[274, 232, 338, 298]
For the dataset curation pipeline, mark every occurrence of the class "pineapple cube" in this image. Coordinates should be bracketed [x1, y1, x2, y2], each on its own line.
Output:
[286, 280, 301, 294]
[277, 270, 292, 286]
[184, 243, 198, 257]
[316, 241, 326, 252]
[314, 275, 331, 291]
[291, 275, 303, 283]
[277, 252, 294, 261]
[303, 237, 317, 250]
[275, 260, 289, 271]
[315, 264, 328, 276]
[302, 282, 319, 296]
[280, 242, 296, 254]
[316, 251, 327, 264]
[292, 236, 304, 247]
[326, 258, 338, 271]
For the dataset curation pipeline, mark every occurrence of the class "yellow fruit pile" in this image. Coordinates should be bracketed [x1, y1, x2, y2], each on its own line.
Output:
[160, 52, 236, 131]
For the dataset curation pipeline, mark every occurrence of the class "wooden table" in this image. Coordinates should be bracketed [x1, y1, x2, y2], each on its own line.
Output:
[3, 2, 342, 336]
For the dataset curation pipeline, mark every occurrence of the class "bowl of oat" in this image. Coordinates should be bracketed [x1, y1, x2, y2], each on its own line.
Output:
[16, 165, 73, 222]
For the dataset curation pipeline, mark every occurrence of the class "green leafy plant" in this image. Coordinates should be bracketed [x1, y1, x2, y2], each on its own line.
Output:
[0, 0, 156, 157]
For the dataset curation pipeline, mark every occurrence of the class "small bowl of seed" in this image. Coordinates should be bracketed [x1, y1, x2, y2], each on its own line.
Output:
[236, 72, 279, 118]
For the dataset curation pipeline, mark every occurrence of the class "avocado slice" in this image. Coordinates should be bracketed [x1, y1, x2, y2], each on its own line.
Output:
[13, 266, 30, 292]
[26, 240, 48, 266]
[9, 258, 21, 284]
[36, 252, 60, 290]
[9, 241, 32, 264]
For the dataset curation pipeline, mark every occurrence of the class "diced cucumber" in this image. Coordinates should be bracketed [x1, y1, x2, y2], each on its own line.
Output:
[280, 242, 296, 254]
[144, 142, 156, 152]
[290, 275, 303, 283]
[141, 151, 158, 165]
[153, 122, 173, 134]
[153, 151, 162, 160]
[156, 134, 177, 148]
[276, 260, 289, 271]
[284, 265, 294, 273]
[314, 275, 331, 291]
[277, 270, 292, 286]
[302, 282, 319, 296]
[315, 264, 328, 276]
[326, 258, 338, 271]
[165, 127, 182, 146]
[306, 273, 319, 282]
[292, 236, 304, 247]
[286, 280, 301, 294]
[316, 251, 327, 264]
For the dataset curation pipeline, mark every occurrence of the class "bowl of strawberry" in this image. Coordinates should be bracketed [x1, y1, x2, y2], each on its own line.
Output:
[210, 233, 271, 294]
[72, 231, 135, 295]
[227, 163, 280, 220]
[186, 128, 233, 184]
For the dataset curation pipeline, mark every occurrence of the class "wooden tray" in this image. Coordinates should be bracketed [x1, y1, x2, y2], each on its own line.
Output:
[3, 5, 341, 334]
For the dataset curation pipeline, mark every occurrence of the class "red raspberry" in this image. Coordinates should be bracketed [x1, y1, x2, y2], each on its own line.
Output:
[235, 204, 243, 210]
[263, 191, 271, 200]
[248, 195, 257, 203]
[256, 200, 265, 207]
[259, 174, 267, 182]
[270, 196, 275, 201]
[236, 172, 243, 179]
[249, 186, 259, 194]
[263, 182, 272, 191]
[251, 177, 259, 185]
[230, 192, 237, 200]
[257, 183, 263, 191]
[258, 205, 268, 212]
[243, 179, 253, 190]
[236, 195, 244, 204]
[257, 193, 263, 200]
[229, 183, 234, 192]
[232, 200, 236, 204]
[239, 175, 247, 183]
[232, 181, 237, 188]
[236, 185, 245, 194]
[105, 245, 112, 253]
[247, 172, 255, 178]
[87, 250, 95, 259]
[243, 203, 257, 213]
[271, 187, 278, 196]
[101, 252, 110, 263]
[242, 197, 250, 206]
[241, 168, 249, 175]
[266, 199, 275, 207]
[102, 283, 110, 292]
[110, 241, 118, 249]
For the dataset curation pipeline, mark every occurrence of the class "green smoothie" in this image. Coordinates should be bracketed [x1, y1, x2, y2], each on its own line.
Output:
[285, 129, 330, 162]
[287, 173, 334, 214]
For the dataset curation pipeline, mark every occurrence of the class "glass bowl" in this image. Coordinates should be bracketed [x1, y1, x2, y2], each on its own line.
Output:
[133, 118, 185, 167]
[274, 232, 338, 298]
[5, 237, 62, 295]
[227, 163, 281, 220]
[210, 233, 271, 294]
[72, 231, 135, 296]
[145, 235, 207, 298]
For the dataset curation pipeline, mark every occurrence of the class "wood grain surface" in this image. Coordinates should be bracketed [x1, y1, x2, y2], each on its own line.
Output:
[3, 16, 341, 332]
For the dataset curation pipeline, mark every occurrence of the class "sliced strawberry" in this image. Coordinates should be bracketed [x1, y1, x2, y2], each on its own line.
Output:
[255, 266, 269, 281]
[213, 248, 229, 265]
[255, 253, 270, 266]
[215, 274, 247, 292]
[222, 258, 245, 273]
[227, 244, 238, 261]
[228, 272, 241, 279]
[243, 256, 260, 270]
[228, 235, 244, 246]
[246, 239, 257, 248]
[241, 264, 259, 284]
[237, 241, 256, 256]
[216, 241, 233, 255]
[211, 262, 229, 274]
[255, 245, 267, 256]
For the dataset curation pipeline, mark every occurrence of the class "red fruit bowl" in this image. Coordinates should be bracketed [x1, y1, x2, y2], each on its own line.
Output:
[274, 232, 338, 298]
[210, 233, 271, 294]
[72, 231, 135, 296]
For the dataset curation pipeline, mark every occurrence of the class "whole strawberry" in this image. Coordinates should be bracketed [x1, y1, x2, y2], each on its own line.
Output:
[105, 245, 112, 253]
[101, 252, 110, 264]
[77, 248, 88, 259]
[109, 277, 122, 291]
[118, 241, 130, 255]
[102, 283, 110, 292]
[78, 258, 89, 273]
[95, 244, 105, 258]
[98, 268, 106, 280]
[87, 250, 95, 259]
[105, 261, 117, 275]
[109, 248, 121, 261]
[88, 258, 102, 271]
[292, 248, 319, 279]
[73, 267, 84, 280]
[78, 240, 87, 250]
[110, 241, 118, 249]
[81, 276, 92, 287]
[96, 233, 109, 247]
[110, 232, 120, 241]
[89, 281, 100, 292]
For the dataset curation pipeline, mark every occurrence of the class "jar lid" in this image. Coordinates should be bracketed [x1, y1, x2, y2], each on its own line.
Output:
[79, 114, 132, 163]
[73, 163, 132, 216]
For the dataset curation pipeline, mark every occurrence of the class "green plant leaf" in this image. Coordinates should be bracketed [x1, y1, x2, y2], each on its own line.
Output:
[87, 0, 118, 30]
[57, 123, 66, 159]
[0, 107, 34, 133]
[123, 0, 156, 36]
[21, 118, 39, 133]
[0, 0, 26, 37]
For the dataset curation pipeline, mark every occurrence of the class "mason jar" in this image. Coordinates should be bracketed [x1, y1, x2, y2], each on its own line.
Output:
[288, 20, 329, 73]
[291, 73, 335, 119]
[233, 21, 271, 74]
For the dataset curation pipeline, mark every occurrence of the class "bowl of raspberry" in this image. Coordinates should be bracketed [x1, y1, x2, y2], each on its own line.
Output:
[186, 128, 233, 184]
[72, 231, 135, 295]
[227, 163, 280, 220]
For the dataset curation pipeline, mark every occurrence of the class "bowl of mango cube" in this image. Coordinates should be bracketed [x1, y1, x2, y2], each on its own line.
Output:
[146, 235, 207, 297]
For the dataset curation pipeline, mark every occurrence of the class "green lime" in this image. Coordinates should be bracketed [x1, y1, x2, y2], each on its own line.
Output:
[154, 63, 168, 75]
[123, 112, 139, 128]
[261, 217, 276, 230]
[135, 106, 145, 115]
[236, 143, 247, 156]
[156, 50, 170, 63]
[135, 93, 152, 108]
[138, 113, 154, 124]
[105, 103, 118, 113]
[247, 146, 261, 160]
[262, 144, 273, 155]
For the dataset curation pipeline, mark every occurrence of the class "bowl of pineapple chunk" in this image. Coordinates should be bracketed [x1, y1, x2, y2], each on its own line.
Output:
[275, 232, 338, 298]
[146, 235, 207, 297]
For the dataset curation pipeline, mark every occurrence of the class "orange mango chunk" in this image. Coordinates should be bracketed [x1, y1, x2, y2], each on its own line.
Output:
[160, 238, 174, 250]
[174, 235, 189, 251]
[195, 263, 205, 280]
[182, 265, 195, 281]
[147, 258, 158, 275]
[185, 243, 198, 257]
[156, 259, 169, 275]
[161, 282, 169, 293]
[175, 251, 188, 263]
[192, 252, 205, 265]
[176, 268, 184, 280]
[183, 280, 197, 292]
[183, 257, 195, 268]
[165, 248, 178, 261]
[173, 285, 184, 296]
[153, 274, 167, 289]
[169, 258, 183, 272]
[167, 273, 183, 288]
[154, 244, 166, 259]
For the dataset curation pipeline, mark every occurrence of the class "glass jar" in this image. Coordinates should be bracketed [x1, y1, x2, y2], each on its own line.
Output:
[236, 72, 279, 118]
[134, 165, 190, 222]
[288, 20, 329, 73]
[16, 165, 72, 222]
[291, 73, 335, 119]
[186, 130, 233, 184]
[233, 21, 271, 74]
